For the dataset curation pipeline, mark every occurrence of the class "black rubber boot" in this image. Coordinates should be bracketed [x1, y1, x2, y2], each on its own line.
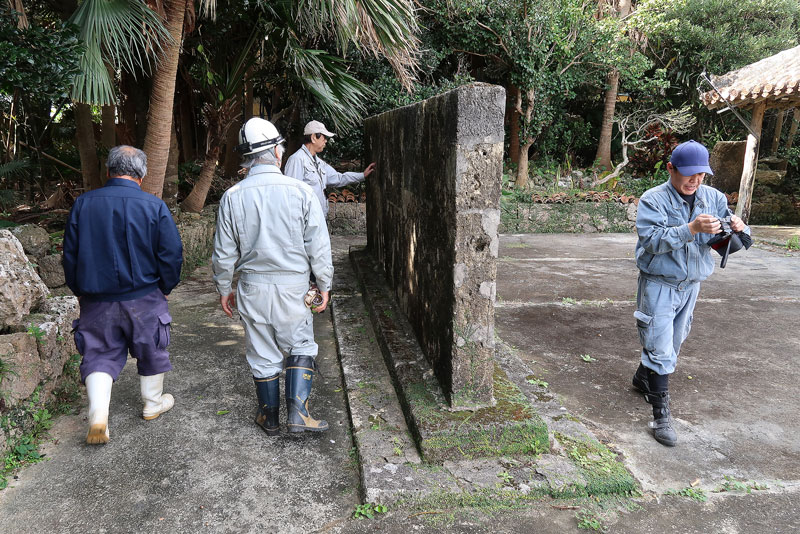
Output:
[643, 373, 677, 447]
[254, 373, 280, 436]
[285, 355, 328, 433]
[632, 363, 651, 394]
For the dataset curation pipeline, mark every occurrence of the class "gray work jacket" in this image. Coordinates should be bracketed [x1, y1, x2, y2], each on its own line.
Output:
[212, 164, 333, 295]
[283, 145, 364, 215]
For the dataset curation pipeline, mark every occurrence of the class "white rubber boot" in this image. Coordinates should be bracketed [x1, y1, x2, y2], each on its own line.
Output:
[140, 373, 175, 420]
[85, 372, 113, 445]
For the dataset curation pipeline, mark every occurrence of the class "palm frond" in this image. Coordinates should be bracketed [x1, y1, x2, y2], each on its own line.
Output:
[69, 0, 173, 105]
[0, 158, 32, 180]
[288, 45, 371, 128]
[291, 0, 420, 90]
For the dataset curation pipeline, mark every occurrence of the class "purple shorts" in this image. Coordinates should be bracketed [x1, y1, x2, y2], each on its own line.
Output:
[73, 289, 173, 382]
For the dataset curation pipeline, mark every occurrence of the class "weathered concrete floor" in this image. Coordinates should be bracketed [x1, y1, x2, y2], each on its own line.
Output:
[495, 230, 800, 492]
[0, 265, 360, 534]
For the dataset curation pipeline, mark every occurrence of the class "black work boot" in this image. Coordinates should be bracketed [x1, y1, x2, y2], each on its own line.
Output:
[643, 372, 677, 447]
[645, 391, 678, 447]
[631, 363, 651, 394]
[254, 373, 280, 436]
[285, 355, 328, 433]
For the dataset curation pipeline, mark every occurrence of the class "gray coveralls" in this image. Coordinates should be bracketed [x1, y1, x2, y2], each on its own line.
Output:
[211, 164, 333, 378]
[634, 182, 749, 375]
[283, 145, 364, 216]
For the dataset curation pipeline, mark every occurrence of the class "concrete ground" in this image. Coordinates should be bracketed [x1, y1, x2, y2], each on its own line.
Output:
[0, 265, 361, 534]
[1, 229, 798, 533]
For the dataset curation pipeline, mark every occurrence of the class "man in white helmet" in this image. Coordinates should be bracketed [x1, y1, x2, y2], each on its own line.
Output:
[284, 120, 376, 217]
[212, 117, 334, 435]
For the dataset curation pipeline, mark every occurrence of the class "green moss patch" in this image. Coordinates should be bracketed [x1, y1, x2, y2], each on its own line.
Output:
[407, 365, 549, 463]
[553, 433, 636, 498]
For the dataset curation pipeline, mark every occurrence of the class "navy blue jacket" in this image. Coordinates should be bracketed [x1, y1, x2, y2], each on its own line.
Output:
[62, 178, 183, 301]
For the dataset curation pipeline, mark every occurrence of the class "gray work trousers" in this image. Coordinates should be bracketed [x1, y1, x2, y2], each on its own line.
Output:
[236, 273, 317, 378]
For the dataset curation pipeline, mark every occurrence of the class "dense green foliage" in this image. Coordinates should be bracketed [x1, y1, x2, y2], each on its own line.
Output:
[0, 10, 82, 102]
[1, 0, 799, 205]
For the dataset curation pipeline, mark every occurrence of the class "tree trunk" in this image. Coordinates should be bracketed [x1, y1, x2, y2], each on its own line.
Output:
[595, 69, 619, 171]
[180, 145, 220, 213]
[594, 0, 630, 171]
[8, 0, 28, 28]
[770, 110, 785, 156]
[141, 0, 187, 198]
[100, 102, 116, 183]
[178, 83, 195, 162]
[244, 79, 254, 120]
[222, 121, 240, 177]
[507, 84, 520, 164]
[516, 141, 533, 189]
[515, 89, 535, 189]
[164, 121, 180, 207]
[786, 108, 800, 150]
[74, 102, 102, 191]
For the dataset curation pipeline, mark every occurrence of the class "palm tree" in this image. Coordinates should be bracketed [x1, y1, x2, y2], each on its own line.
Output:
[141, 0, 420, 199]
[180, 25, 260, 212]
[594, 0, 633, 172]
[68, 0, 171, 190]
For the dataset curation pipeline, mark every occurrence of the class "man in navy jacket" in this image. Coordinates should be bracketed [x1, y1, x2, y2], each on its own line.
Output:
[63, 145, 183, 445]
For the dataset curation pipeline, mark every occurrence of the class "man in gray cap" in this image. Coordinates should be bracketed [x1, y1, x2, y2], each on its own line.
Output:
[631, 139, 748, 447]
[284, 120, 376, 216]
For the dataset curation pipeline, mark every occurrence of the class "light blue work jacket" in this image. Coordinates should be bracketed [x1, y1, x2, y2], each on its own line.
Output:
[635, 181, 748, 289]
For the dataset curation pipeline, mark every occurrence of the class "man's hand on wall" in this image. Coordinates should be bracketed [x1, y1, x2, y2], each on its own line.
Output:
[363, 162, 376, 178]
[220, 292, 237, 318]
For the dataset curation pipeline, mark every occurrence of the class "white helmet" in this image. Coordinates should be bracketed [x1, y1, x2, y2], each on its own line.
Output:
[237, 117, 284, 156]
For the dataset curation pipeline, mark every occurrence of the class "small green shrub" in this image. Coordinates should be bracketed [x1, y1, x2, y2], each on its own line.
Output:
[353, 502, 388, 519]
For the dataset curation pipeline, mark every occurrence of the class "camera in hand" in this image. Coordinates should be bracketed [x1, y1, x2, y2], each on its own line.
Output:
[706, 216, 752, 268]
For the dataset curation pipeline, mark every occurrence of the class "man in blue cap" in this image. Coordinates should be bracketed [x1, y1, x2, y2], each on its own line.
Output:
[631, 140, 748, 447]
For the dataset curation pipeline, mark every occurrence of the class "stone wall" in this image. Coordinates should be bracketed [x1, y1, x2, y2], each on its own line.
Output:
[175, 205, 217, 278]
[326, 202, 366, 235]
[0, 230, 79, 411]
[500, 201, 637, 233]
[364, 83, 505, 408]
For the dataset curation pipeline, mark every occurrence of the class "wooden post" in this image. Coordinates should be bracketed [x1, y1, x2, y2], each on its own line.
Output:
[735, 101, 766, 223]
[770, 110, 785, 156]
[786, 108, 800, 150]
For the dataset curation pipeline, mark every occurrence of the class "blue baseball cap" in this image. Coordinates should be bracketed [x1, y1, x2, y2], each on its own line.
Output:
[670, 140, 713, 176]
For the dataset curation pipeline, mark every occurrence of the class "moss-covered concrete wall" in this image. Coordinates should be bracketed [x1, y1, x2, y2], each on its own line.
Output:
[364, 83, 505, 408]
[500, 201, 637, 234]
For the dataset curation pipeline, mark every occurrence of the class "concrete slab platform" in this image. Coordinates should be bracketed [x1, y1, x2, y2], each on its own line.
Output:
[495, 232, 800, 494]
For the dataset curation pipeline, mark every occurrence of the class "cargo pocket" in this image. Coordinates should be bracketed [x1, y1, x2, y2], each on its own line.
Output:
[154, 312, 172, 349]
[634, 310, 653, 350]
[71, 318, 85, 355]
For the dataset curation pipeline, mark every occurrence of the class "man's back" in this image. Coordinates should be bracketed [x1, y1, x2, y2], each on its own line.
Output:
[212, 165, 333, 294]
[63, 178, 183, 301]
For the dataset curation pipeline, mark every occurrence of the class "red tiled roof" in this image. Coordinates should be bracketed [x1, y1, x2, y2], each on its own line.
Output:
[700, 46, 800, 110]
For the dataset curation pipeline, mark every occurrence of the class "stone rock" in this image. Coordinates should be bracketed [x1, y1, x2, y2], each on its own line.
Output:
[38, 253, 66, 288]
[0, 333, 40, 404]
[756, 169, 785, 187]
[10, 224, 51, 259]
[0, 297, 79, 407]
[709, 141, 746, 193]
[626, 202, 638, 222]
[0, 230, 49, 327]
